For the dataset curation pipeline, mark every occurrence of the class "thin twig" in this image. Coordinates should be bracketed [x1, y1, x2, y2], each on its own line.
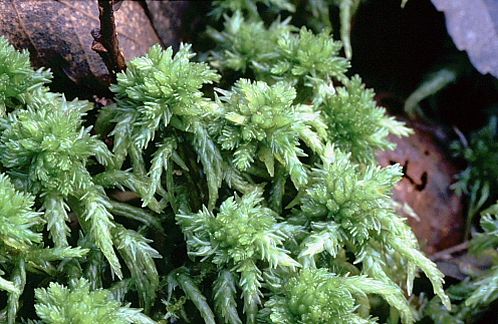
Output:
[430, 241, 469, 261]
[91, 0, 126, 82]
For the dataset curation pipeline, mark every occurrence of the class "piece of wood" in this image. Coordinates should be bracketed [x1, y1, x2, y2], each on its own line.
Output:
[0, 0, 160, 95]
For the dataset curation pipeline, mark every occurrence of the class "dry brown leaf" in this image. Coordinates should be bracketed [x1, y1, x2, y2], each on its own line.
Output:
[377, 120, 464, 254]
[0, 0, 160, 95]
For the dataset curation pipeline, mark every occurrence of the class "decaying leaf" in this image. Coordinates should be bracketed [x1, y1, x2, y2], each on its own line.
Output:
[0, 0, 160, 94]
[432, 0, 498, 78]
[377, 119, 464, 254]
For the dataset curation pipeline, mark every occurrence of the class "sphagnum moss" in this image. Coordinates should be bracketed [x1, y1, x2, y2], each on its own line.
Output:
[0, 1, 454, 323]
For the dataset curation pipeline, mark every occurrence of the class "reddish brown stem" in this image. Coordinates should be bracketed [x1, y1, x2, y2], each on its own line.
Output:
[91, 0, 126, 82]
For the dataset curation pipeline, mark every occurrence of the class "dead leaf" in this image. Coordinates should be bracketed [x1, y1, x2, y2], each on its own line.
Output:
[0, 0, 160, 95]
[377, 119, 464, 254]
[432, 0, 498, 78]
